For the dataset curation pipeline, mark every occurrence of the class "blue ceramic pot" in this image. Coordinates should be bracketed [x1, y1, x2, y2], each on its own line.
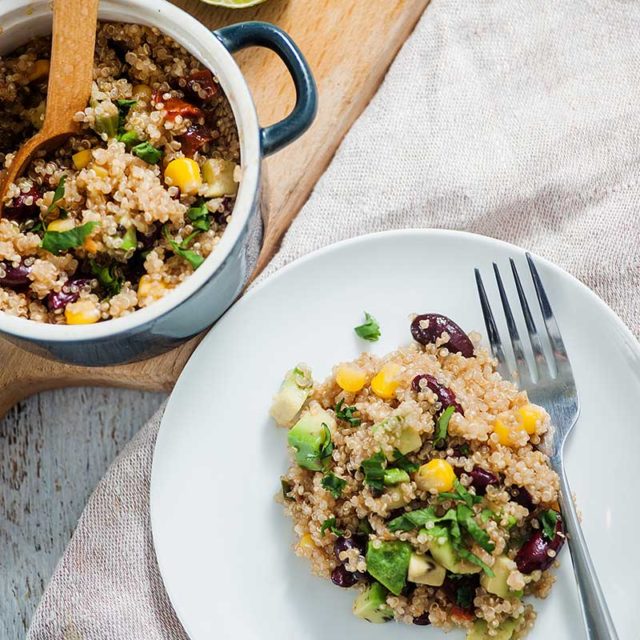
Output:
[0, 0, 317, 366]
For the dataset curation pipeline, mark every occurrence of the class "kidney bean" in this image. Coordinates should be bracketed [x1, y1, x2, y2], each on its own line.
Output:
[46, 279, 90, 311]
[331, 564, 358, 588]
[411, 374, 464, 415]
[4, 186, 41, 220]
[0, 262, 31, 287]
[410, 314, 474, 357]
[412, 613, 431, 626]
[185, 69, 219, 102]
[179, 124, 213, 158]
[469, 466, 499, 495]
[509, 486, 535, 511]
[334, 535, 367, 561]
[515, 516, 565, 574]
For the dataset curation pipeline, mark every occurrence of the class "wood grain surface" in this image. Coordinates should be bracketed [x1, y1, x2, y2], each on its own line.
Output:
[0, 0, 430, 419]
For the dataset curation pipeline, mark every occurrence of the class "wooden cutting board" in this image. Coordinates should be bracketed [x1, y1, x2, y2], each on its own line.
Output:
[0, 0, 430, 418]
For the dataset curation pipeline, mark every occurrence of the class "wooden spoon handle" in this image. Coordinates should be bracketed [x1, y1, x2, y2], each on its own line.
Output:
[43, 0, 100, 135]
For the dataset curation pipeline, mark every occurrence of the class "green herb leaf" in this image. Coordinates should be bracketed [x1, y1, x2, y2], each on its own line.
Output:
[320, 517, 344, 537]
[89, 260, 124, 297]
[132, 141, 162, 165]
[41, 221, 98, 255]
[540, 509, 558, 541]
[480, 508, 494, 524]
[456, 504, 495, 553]
[334, 399, 361, 426]
[457, 444, 471, 456]
[163, 226, 204, 270]
[187, 202, 211, 232]
[383, 468, 410, 485]
[47, 175, 66, 214]
[433, 405, 455, 449]
[361, 451, 386, 492]
[281, 478, 294, 502]
[354, 312, 381, 342]
[357, 519, 373, 535]
[321, 473, 346, 499]
[438, 479, 482, 508]
[319, 423, 334, 461]
[391, 449, 419, 473]
[116, 99, 137, 134]
[388, 507, 436, 532]
[454, 544, 494, 577]
[117, 130, 142, 149]
[449, 577, 475, 609]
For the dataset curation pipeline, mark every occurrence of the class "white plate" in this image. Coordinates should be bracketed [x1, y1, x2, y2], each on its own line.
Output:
[151, 230, 639, 640]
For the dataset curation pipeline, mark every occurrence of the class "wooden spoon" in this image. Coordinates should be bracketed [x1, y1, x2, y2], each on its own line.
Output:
[0, 0, 99, 211]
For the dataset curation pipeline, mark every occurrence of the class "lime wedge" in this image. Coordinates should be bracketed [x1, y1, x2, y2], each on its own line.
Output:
[200, 0, 268, 7]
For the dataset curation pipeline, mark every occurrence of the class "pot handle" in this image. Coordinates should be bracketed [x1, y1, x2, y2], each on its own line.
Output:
[214, 22, 318, 157]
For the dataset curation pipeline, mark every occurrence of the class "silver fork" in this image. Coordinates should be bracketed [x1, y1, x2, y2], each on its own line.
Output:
[474, 254, 618, 640]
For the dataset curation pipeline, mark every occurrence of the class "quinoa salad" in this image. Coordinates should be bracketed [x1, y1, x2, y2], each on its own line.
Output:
[270, 313, 565, 639]
[0, 23, 240, 324]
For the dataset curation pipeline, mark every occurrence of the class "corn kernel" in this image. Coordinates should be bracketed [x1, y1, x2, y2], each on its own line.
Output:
[517, 404, 543, 435]
[28, 59, 50, 83]
[164, 158, 202, 195]
[371, 362, 402, 399]
[298, 533, 315, 550]
[137, 274, 168, 304]
[492, 419, 527, 447]
[415, 459, 456, 493]
[336, 364, 367, 393]
[47, 218, 75, 233]
[91, 164, 109, 179]
[64, 299, 100, 325]
[132, 84, 152, 100]
[72, 149, 93, 170]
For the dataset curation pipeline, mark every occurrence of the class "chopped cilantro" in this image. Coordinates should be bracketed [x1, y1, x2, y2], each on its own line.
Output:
[47, 175, 66, 214]
[354, 312, 381, 342]
[320, 517, 344, 537]
[391, 449, 419, 473]
[89, 260, 124, 297]
[480, 508, 494, 524]
[163, 225, 204, 270]
[281, 478, 294, 501]
[334, 399, 361, 426]
[357, 519, 373, 535]
[319, 424, 334, 460]
[115, 99, 137, 134]
[321, 473, 346, 499]
[540, 509, 559, 541]
[456, 504, 495, 553]
[438, 479, 482, 508]
[433, 405, 455, 449]
[361, 451, 386, 492]
[187, 201, 211, 232]
[132, 141, 162, 165]
[117, 130, 142, 148]
[41, 221, 98, 255]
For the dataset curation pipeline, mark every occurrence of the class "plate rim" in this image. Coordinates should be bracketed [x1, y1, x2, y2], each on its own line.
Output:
[150, 228, 640, 638]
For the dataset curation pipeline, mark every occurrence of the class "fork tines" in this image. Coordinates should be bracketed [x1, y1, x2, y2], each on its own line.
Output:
[474, 254, 571, 385]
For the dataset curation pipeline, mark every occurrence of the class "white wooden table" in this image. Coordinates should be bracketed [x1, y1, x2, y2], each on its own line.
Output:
[0, 388, 166, 637]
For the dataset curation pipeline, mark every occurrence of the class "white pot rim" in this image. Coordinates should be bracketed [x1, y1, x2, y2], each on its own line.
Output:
[0, 0, 261, 342]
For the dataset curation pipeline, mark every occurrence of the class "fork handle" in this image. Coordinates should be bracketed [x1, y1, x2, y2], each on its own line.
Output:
[553, 459, 619, 639]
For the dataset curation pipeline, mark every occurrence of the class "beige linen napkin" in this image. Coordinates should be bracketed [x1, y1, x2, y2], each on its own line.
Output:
[28, 1, 640, 638]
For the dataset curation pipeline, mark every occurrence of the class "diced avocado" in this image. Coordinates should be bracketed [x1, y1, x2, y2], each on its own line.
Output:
[120, 226, 137, 251]
[427, 536, 481, 575]
[383, 468, 410, 485]
[270, 366, 312, 426]
[287, 408, 335, 471]
[366, 540, 412, 595]
[383, 486, 409, 509]
[407, 553, 446, 586]
[92, 103, 119, 139]
[202, 158, 238, 197]
[372, 417, 422, 458]
[467, 618, 518, 640]
[352, 582, 394, 624]
[480, 556, 522, 600]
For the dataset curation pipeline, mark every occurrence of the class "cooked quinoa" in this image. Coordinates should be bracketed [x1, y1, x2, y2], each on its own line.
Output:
[0, 23, 240, 324]
[270, 314, 565, 640]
